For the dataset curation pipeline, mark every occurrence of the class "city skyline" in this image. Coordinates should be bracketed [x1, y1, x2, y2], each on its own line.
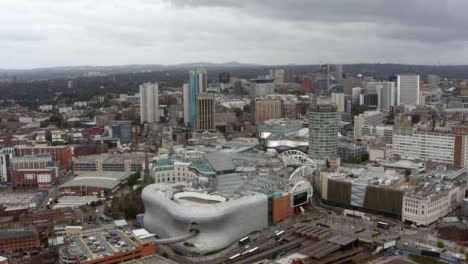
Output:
[2, 0, 468, 68]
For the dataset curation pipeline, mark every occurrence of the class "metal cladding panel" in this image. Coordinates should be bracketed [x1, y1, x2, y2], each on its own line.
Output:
[142, 185, 269, 254]
[326, 179, 351, 205]
[362, 186, 403, 216]
[350, 183, 366, 207]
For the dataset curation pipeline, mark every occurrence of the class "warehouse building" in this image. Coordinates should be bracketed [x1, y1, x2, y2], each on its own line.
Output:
[59, 171, 131, 197]
[73, 153, 145, 172]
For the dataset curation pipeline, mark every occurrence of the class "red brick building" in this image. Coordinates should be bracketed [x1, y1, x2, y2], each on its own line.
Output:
[11, 155, 58, 188]
[302, 76, 313, 93]
[84, 127, 105, 136]
[272, 193, 294, 224]
[0, 226, 40, 254]
[73, 144, 108, 157]
[12, 167, 58, 188]
[16, 146, 72, 169]
[438, 223, 468, 243]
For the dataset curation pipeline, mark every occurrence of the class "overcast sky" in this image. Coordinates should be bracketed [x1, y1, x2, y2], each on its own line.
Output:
[1, 0, 468, 69]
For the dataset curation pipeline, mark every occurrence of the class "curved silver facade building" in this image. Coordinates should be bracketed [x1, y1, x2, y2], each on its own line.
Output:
[142, 185, 268, 254]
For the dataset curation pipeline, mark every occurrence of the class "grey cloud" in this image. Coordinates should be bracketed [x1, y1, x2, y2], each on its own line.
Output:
[1, 0, 468, 68]
[167, 0, 468, 43]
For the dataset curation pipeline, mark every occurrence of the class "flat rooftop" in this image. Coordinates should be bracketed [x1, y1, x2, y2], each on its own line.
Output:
[322, 165, 404, 187]
[54, 196, 103, 209]
[405, 168, 466, 199]
[63, 229, 137, 263]
[204, 152, 236, 172]
[74, 153, 146, 164]
[59, 171, 131, 190]
[126, 255, 178, 264]
[0, 226, 38, 240]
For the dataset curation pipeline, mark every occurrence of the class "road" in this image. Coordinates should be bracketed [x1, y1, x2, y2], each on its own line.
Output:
[37, 171, 74, 210]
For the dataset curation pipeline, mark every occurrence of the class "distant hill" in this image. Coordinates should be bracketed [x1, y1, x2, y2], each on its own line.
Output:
[1, 62, 468, 82]
[0, 62, 264, 81]
[1, 62, 468, 106]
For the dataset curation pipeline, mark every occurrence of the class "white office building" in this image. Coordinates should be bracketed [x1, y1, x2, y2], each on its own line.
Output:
[402, 170, 466, 226]
[139, 82, 160, 123]
[397, 75, 420, 106]
[269, 69, 286, 83]
[392, 128, 455, 165]
[354, 111, 388, 140]
[251, 83, 275, 98]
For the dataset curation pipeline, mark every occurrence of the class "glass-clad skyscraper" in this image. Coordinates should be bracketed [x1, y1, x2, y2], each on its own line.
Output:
[188, 69, 207, 129]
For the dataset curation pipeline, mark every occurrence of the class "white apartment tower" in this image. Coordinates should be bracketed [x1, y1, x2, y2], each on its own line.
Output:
[397, 75, 420, 106]
[139, 82, 160, 123]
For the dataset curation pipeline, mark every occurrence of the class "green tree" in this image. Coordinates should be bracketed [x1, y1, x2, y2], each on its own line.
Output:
[351, 105, 368, 117]
[362, 152, 369, 162]
[459, 247, 465, 254]
[243, 104, 251, 113]
[125, 205, 138, 219]
[437, 240, 445, 248]
[127, 172, 140, 186]
[233, 108, 243, 117]
[405, 169, 412, 176]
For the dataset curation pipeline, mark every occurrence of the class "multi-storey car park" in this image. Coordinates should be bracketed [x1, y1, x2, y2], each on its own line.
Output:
[59, 229, 156, 264]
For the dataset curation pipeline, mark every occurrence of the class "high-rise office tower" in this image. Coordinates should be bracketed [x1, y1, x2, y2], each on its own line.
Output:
[308, 101, 339, 166]
[331, 92, 345, 112]
[183, 83, 190, 125]
[352, 87, 364, 105]
[335, 64, 343, 83]
[139, 82, 160, 123]
[302, 76, 313, 93]
[219, 72, 230, 84]
[251, 98, 282, 125]
[376, 82, 396, 111]
[195, 93, 215, 131]
[397, 75, 420, 106]
[189, 69, 208, 129]
[269, 69, 287, 83]
[343, 77, 363, 96]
